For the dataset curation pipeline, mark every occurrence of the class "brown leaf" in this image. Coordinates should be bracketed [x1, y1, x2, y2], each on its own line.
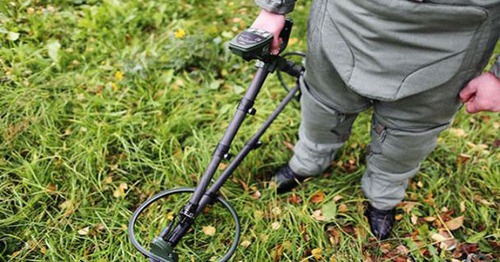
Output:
[251, 190, 261, 200]
[396, 245, 409, 255]
[283, 141, 294, 151]
[311, 209, 325, 221]
[288, 194, 302, 205]
[46, 183, 57, 193]
[218, 163, 228, 170]
[445, 216, 464, 231]
[310, 191, 326, 204]
[338, 204, 348, 212]
[240, 240, 251, 248]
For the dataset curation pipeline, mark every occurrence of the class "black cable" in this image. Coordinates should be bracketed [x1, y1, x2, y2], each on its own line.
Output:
[276, 51, 306, 92]
[129, 188, 241, 262]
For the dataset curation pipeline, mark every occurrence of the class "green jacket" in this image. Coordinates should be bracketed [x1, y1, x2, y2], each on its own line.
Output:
[255, 0, 500, 100]
[255, 0, 500, 14]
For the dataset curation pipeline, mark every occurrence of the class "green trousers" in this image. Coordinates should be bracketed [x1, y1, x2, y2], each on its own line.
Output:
[288, 0, 500, 210]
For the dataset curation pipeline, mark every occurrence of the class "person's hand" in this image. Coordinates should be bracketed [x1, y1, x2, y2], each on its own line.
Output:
[251, 10, 286, 55]
[460, 72, 500, 114]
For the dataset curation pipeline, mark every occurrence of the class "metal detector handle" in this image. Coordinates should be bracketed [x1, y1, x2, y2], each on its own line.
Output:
[278, 19, 293, 54]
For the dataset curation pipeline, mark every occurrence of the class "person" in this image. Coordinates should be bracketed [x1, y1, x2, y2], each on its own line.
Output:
[250, 0, 500, 239]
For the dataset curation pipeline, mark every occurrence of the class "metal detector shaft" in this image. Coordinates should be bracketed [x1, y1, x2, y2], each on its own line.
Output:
[196, 83, 300, 214]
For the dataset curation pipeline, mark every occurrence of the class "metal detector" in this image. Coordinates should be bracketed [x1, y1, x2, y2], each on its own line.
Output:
[129, 19, 305, 262]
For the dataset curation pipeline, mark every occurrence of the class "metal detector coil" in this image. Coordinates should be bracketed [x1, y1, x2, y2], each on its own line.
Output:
[129, 19, 305, 262]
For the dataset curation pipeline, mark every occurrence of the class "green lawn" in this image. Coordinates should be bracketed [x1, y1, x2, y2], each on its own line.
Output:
[1, 0, 499, 261]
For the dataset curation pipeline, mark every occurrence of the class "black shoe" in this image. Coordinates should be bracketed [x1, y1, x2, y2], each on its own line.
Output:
[364, 204, 396, 240]
[274, 164, 307, 194]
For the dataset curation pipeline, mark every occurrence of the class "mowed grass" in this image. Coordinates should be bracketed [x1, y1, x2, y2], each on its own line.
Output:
[0, 0, 499, 261]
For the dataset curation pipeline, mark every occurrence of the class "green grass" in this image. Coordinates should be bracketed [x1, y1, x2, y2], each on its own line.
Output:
[0, 0, 499, 261]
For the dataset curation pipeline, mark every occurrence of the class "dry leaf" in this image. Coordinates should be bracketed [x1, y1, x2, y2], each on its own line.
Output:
[283, 141, 294, 151]
[46, 183, 56, 193]
[338, 204, 348, 212]
[288, 194, 302, 205]
[251, 190, 261, 200]
[240, 240, 251, 248]
[202, 226, 216, 236]
[445, 216, 464, 231]
[333, 195, 343, 202]
[218, 163, 228, 170]
[423, 217, 436, 222]
[40, 246, 47, 254]
[449, 128, 466, 137]
[396, 245, 409, 255]
[113, 183, 128, 198]
[311, 248, 323, 260]
[311, 209, 325, 221]
[78, 227, 90, 235]
[411, 214, 418, 225]
[460, 201, 466, 213]
[272, 207, 282, 216]
[310, 191, 326, 204]
[395, 214, 403, 221]
[271, 222, 280, 230]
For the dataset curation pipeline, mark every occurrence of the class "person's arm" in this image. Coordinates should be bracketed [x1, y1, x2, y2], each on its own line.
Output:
[460, 55, 500, 113]
[251, 0, 297, 55]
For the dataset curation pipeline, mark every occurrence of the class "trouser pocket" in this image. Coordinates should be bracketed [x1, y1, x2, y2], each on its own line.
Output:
[322, 0, 491, 100]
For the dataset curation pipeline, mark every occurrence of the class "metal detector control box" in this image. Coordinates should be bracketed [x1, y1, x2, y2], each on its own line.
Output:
[229, 28, 273, 60]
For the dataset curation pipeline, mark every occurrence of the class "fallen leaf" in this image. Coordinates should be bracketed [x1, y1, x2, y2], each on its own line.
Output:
[240, 240, 251, 248]
[283, 141, 294, 151]
[445, 216, 464, 231]
[311, 209, 325, 221]
[202, 226, 216, 236]
[460, 201, 466, 213]
[288, 194, 302, 205]
[396, 245, 409, 255]
[40, 246, 47, 254]
[113, 183, 128, 197]
[395, 214, 403, 220]
[311, 248, 323, 260]
[272, 207, 282, 216]
[46, 183, 57, 193]
[78, 227, 90, 235]
[449, 128, 466, 137]
[251, 190, 261, 199]
[271, 222, 280, 230]
[310, 191, 326, 204]
[333, 195, 343, 202]
[423, 217, 436, 222]
[47, 40, 61, 63]
[411, 214, 418, 225]
[338, 204, 348, 212]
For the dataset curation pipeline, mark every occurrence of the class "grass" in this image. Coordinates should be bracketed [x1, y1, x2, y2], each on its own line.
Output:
[0, 0, 499, 261]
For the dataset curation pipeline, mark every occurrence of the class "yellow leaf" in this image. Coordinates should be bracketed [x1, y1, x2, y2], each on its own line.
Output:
[113, 183, 128, 198]
[115, 71, 124, 81]
[202, 225, 216, 236]
[174, 28, 186, 39]
[78, 227, 90, 235]
[40, 246, 47, 254]
[240, 240, 251, 248]
[311, 248, 323, 260]
[445, 216, 464, 231]
[167, 212, 174, 220]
